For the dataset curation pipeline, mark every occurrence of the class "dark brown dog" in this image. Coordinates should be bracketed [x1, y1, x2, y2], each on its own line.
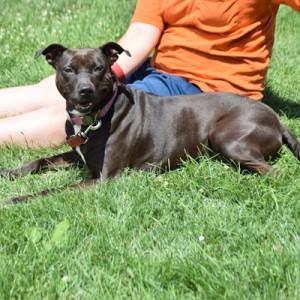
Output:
[1, 42, 300, 204]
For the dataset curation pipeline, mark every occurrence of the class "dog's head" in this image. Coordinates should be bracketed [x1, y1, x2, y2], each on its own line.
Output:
[35, 42, 130, 115]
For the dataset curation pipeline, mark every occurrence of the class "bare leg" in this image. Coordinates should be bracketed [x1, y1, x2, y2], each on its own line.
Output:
[0, 103, 67, 148]
[0, 74, 67, 147]
[0, 74, 64, 118]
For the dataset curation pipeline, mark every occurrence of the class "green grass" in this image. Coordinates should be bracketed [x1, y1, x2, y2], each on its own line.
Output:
[0, 1, 300, 299]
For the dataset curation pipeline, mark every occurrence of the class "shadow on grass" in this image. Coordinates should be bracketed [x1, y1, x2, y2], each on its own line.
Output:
[263, 87, 300, 119]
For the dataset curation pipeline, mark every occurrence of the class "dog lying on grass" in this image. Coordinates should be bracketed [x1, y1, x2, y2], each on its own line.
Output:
[1, 42, 300, 204]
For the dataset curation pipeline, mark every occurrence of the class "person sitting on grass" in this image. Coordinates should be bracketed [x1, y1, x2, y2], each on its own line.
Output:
[0, 0, 299, 148]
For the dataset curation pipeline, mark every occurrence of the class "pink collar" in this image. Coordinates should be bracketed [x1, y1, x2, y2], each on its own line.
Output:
[70, 84, 118, 126]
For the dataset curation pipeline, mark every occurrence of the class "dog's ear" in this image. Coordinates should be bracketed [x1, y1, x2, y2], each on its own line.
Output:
[100, 42, 131, 65]
[35, 44, 67, 68]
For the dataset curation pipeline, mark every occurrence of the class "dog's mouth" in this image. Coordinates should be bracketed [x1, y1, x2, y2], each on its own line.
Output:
[75, 102, 93, 113]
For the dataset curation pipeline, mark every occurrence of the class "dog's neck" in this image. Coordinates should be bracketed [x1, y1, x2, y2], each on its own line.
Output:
[65, 83, 119, 149]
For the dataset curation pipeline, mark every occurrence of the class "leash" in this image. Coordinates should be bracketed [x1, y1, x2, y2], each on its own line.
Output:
[66, 85, 118, 148]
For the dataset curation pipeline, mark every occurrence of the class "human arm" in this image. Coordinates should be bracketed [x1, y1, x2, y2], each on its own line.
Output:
[113, 22, 162, 79]
[112, 0, 163, 79]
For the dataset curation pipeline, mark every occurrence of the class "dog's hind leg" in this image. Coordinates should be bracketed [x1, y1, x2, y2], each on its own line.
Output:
[237, 158, 274, 174]
[218, 143, 275, 174]
[209, 117, 282, 174]
[209, 132, 276, 174]
[221, 146, 275, 174]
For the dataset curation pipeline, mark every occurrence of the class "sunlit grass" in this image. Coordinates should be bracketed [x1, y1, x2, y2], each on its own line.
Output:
[0, 1, 300, 299]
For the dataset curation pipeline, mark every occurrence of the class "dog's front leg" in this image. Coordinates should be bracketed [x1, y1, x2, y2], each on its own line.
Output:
[69, 177, 100, 189]
[2, 178, 100, 206]
[0, 151, 80, 180]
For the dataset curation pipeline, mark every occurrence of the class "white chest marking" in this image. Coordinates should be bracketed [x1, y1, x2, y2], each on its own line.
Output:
[73, 124, 87, 165]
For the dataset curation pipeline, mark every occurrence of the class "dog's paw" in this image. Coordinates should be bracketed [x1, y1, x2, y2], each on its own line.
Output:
[1, 195, 31, 207]
[0, 168, 9, 178]
[0, 168, 18, 180]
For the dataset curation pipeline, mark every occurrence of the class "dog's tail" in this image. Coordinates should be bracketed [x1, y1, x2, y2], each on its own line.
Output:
[281, 123, 300, 161]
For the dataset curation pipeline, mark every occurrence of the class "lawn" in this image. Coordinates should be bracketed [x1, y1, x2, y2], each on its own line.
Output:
[0, 1, 300, 299]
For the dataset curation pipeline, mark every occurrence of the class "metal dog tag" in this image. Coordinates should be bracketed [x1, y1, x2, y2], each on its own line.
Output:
[66, 134, 87, 147]
[66, 120, 101, 148]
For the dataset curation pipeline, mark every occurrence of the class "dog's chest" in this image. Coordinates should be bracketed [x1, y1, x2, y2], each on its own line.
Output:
[68, 121, 107, 171]
[72, 124, 87, 164]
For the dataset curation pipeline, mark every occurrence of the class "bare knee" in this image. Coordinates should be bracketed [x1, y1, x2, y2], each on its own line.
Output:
[0, 104, 67, 148]
[38, 74, 56, 87]
[37, 74, 64, 105]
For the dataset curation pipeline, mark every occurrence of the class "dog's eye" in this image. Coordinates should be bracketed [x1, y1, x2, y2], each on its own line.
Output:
[93, 66, 104, 73]
[63, 67, 74, 73]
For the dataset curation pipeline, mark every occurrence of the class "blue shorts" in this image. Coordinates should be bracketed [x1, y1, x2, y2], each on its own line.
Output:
[126, 59, 202, 97]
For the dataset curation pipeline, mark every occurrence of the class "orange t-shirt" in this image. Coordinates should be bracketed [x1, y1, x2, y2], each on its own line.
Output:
[131, 0, 300, 100]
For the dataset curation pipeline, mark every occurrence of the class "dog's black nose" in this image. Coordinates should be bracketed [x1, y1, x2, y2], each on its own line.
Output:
[79, 86, 93, 96]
